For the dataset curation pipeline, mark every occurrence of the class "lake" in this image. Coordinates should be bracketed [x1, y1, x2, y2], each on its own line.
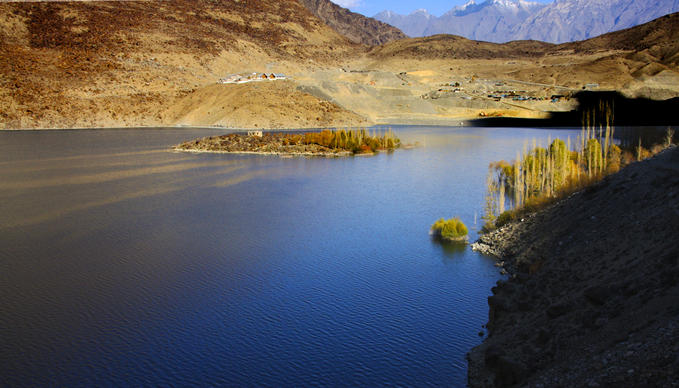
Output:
[0, 126, 576, 386]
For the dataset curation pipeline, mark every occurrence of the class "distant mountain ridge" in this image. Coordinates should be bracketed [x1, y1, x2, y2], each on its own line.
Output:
[374, 0, 679, 43]
[299, 0, 406, 45]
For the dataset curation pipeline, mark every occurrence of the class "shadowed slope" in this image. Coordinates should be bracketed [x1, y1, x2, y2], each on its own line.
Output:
[298, 0, 406, 46]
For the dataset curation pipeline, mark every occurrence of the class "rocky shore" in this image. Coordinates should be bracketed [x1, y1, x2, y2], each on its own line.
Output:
[174, 133, 353, 157]
[468, 147, 679, 387]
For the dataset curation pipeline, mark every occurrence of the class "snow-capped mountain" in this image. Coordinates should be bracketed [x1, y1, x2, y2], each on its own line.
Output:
[514, 0, 679, 42]
[373, 8, 434, 37]
[424, 0, 544, 42]
[374, 0, 679, 43]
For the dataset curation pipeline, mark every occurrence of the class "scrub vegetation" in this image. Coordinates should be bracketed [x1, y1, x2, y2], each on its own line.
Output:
[285, 128, 401, 153]
[431, 217, 469, 242]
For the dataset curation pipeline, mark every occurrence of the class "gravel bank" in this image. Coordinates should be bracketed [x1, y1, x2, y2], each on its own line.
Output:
[468, 146, 679, 387]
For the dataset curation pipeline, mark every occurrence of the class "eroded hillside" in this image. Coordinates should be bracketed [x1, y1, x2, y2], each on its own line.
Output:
[0, 0, 364, 129]
[299, 0, 406, 46]
[1, 1, 678, 129]
[368, 13, 679, 100]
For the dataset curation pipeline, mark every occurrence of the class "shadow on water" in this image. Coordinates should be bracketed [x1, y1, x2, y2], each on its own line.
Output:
[0, 127, 570, 387]
[469, 91, 679, 128]
[432, 239, 469, 259]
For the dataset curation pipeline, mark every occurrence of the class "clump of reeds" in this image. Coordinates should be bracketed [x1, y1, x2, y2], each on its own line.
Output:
[665, 127, 675, 148]
[282, 128, 400, 154]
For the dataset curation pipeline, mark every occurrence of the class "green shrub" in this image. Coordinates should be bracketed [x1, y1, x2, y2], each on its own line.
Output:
[431, 217, 469, 242]
[495, 210, 517, 228]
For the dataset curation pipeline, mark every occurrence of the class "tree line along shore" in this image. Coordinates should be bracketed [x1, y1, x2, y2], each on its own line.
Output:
[465, 104, 678, 386]
[467, 144, 679, 387]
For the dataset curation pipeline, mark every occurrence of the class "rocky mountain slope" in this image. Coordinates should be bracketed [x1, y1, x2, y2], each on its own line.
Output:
[2, 0, 678, 129]
[375, 0, 679, 43]
[468, 146, 679, 387]
[298, 0, 406, 46]
[0, 0, 364, 129]
[369, 13, 679, 99]
[515, 0, 679, 43]
[424, 0, 543, 42]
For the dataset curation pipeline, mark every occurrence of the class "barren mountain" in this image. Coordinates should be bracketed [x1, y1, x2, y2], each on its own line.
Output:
[375, 0, 679, 44]
[1, 1, 678, 130]
[515, 0, 679, 43]
[299, 0, 406, 46]
[557, 12, 679, 67]
[0, 0, 364, 129]
[368, 13, 679, 98]
[369, 35, 554, 60]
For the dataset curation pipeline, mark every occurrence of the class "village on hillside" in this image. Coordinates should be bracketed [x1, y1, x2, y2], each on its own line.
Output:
[219, 72, 288, 84]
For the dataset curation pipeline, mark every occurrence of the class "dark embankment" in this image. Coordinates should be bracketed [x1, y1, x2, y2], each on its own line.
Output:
[469, 91, 679, 127]
[468, 146, 679, 387]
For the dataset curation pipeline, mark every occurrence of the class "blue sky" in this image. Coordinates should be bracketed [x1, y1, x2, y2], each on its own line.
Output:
[331, 0, 554, 17]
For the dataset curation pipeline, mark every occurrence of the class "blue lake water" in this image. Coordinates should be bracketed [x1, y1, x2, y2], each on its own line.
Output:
[0, 126, 577, 386]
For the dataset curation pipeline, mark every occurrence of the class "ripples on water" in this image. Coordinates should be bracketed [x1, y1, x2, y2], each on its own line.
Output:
[0, 127, 577, 386]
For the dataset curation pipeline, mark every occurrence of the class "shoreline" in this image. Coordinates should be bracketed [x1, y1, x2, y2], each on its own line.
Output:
[5, 92, 679, 132]
[0, 125, 359, 132]
[467, 147, 679, 387]
[172, 147, 355, 158]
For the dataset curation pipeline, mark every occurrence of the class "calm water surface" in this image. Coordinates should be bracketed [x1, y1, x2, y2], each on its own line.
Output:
[0, 126, 575, 386]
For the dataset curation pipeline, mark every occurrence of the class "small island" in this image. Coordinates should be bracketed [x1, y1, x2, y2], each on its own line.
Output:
[430, 217, 469, 243]
[174, 129, 401, 157]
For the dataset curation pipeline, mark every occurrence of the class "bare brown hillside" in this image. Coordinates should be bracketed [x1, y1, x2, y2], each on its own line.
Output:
[2, 2, 678, 129]
[166, 81, 366, 129]
[0, 0, 361, 129]
[557, 12, 679, 64]
[368, 13, 679, 99]
[370, 12, 679, 62]
[369, 35, 554, 59]
[553, 12, 679, 83]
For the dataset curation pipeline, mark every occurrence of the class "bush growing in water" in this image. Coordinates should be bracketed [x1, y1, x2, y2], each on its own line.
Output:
[431, 218, 469, 242]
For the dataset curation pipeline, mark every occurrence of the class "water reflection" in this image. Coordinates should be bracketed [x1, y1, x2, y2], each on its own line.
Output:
[434, 240, 469, 259]
[0, 127, 576, 387]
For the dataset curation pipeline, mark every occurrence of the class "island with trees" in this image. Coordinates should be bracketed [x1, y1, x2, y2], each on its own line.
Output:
[174, 129, 401, 157]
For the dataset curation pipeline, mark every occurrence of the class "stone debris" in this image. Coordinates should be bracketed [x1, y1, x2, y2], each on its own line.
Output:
[468, 147, 679, 387]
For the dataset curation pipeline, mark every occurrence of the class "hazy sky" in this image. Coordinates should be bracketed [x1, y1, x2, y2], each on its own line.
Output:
[332, 0, 554, 17]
